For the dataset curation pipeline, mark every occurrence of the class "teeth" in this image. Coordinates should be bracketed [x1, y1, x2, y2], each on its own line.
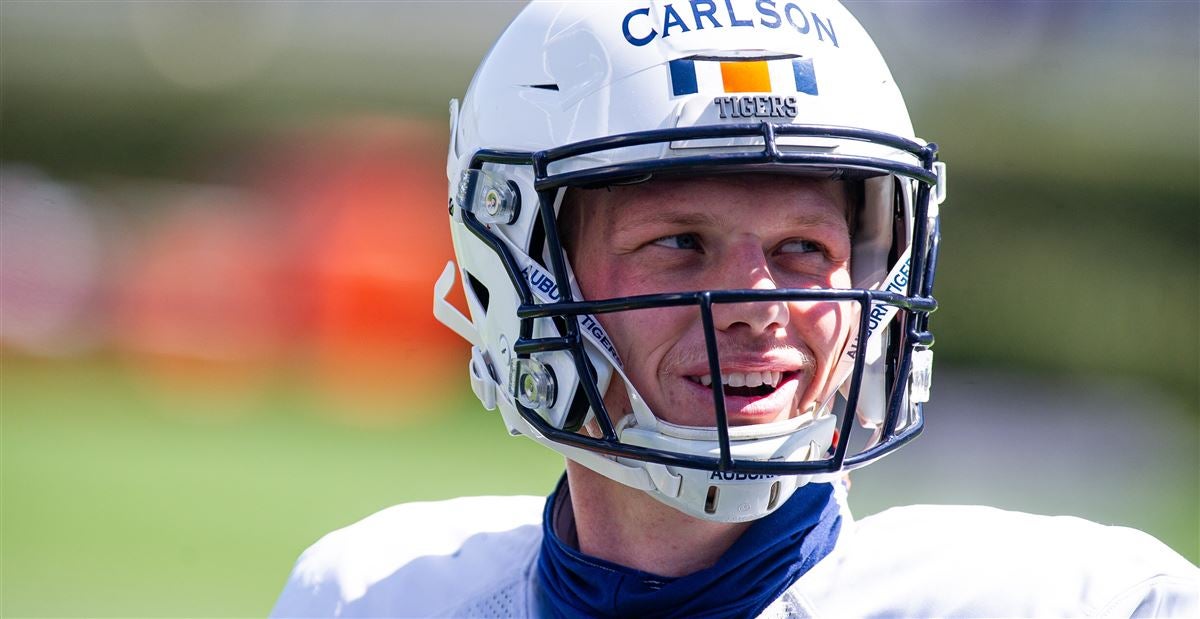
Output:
[690, 371, 787, 389]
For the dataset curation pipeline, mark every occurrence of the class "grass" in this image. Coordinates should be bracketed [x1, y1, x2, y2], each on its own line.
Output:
[2, 358, 563, 617]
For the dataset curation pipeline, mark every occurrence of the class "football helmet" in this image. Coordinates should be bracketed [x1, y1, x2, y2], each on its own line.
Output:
[434, 0, 946, 522]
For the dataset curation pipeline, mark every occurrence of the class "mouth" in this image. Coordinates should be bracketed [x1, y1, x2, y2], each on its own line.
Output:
[685, 370, 800, 399]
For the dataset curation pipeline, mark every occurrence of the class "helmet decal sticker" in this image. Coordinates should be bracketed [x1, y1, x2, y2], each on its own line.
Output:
[791, 57, 818, 95]
[718, 58, 771, 92]
[622, 2, 840, 49]
[669, 58, 700, 96]
[669, 56, 817, 93]
[712, 95, 798, 120]
[519, 258, 623, 369]
[669, 56, 818, 119]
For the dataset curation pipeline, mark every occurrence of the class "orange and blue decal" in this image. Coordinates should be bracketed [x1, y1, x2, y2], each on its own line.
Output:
[719, 60, 772, 93]
[668, 57, 818, 97]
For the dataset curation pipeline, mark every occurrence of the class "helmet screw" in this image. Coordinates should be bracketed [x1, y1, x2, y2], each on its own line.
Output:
[484, 189, 501, 216]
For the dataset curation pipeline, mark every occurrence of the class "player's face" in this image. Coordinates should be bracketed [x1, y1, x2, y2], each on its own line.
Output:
[564, 176, 855, 428]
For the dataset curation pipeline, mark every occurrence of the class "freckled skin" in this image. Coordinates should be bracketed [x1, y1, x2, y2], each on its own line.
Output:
[561, 175, 856, 429]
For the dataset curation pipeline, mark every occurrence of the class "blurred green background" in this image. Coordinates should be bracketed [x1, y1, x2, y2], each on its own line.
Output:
[2, 2, 1197, 616]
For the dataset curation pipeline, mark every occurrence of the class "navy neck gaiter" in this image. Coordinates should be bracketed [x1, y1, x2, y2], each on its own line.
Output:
[536, 477, 842, 618]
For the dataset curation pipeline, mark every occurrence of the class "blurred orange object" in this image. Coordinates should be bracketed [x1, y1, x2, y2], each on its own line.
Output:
[113, 118, 468, 423]
[253, 118, 467, 422]
[113, 189, 293, 418]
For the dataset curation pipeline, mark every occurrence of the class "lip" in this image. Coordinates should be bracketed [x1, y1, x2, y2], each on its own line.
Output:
[678, 370, 803, 425]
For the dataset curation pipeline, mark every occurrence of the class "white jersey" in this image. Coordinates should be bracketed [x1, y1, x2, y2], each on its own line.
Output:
[271, 492, 1199, 618]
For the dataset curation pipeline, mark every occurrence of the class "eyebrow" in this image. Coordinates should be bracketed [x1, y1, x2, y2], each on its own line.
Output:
[613, 210, 722, 236]
[614, 207, 847, 236]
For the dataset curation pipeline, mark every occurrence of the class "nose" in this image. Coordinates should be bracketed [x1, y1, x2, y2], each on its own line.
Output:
[710, 241, 790, 334]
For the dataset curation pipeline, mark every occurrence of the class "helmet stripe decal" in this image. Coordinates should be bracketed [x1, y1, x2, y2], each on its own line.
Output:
[791, 58, 819, 95]
[719, 60, 771, 93]
[669, 57, 819, 97]
[669, 58, 698, 96]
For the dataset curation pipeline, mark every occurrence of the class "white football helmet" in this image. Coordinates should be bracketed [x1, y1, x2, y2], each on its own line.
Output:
[434, 0, 947, 522]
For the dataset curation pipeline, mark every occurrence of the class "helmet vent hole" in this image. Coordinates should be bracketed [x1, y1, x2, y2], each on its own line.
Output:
[704, 485, 719, 514]
[466, 272, 490, 312]
[767, 481, 781, 510]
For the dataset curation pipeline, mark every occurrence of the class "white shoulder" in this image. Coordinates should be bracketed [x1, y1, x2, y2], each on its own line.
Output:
[794, 504, 1199, 618]
[270, 495, 545, 618]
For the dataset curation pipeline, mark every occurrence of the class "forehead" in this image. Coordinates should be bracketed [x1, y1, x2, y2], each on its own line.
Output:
[568, 174, 849, 227]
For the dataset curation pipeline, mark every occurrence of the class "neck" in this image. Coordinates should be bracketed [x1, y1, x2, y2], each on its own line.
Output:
[564, 460, 750, 577]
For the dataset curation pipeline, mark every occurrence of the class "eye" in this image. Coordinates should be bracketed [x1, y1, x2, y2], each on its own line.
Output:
[778, 239, 823, 254]
[652, 233, 702, 251]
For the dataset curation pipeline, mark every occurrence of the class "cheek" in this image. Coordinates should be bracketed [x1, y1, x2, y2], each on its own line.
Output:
[790, 268, 857, 357]
[596, 306, 691, 375]
[575, 253, 690, 379]
[789, 300, 855, 359]
[593, 306, 694, 422]
[789, 299, 856, 415]
[828, 266, 853, 290]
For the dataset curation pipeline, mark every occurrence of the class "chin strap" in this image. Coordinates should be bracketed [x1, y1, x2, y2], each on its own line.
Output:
[828, 244, 913, 427]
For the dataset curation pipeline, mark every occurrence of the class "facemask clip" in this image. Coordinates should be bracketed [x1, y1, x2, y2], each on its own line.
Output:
[909, 347, 934, 403]
[510, 357, 557, 411]
[457, 169, 520, 225]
